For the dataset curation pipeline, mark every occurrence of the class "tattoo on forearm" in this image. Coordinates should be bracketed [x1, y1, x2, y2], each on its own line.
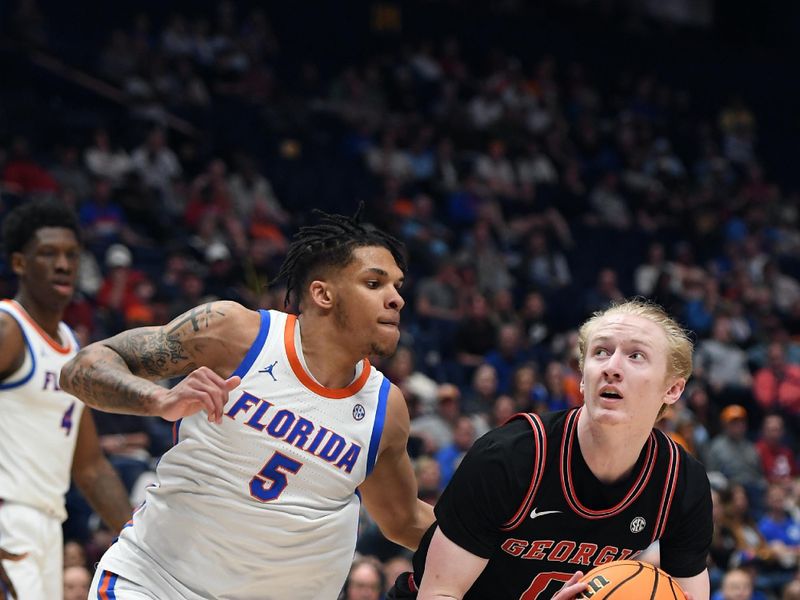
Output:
[61, 351, 165, 414]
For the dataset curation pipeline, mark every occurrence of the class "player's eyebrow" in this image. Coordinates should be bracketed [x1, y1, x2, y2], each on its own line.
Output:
[364, 267, 404, 285]
[592, 335, 655, 349]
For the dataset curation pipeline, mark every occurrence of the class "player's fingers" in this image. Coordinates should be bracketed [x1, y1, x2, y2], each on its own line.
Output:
[186, 387, 223, 423]
[0, 549, 26, 561]
[225, 375, 241, 391]
[183, 369, 234, 423]
[552, 572, 586, 600]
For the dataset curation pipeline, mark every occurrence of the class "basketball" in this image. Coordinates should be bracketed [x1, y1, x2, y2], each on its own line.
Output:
[576, 560, 687, 599]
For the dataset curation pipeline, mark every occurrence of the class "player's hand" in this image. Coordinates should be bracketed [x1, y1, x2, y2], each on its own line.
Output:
[158, 367, 241, 423]
[0, 548, 28, 599]
[551, 571, 588, 600]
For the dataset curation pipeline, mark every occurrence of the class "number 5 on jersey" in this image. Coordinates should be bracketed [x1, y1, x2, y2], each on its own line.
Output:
[249, 452, 303, 502]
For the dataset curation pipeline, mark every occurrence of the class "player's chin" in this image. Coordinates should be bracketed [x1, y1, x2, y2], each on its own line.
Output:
[370, 337, 400, 358]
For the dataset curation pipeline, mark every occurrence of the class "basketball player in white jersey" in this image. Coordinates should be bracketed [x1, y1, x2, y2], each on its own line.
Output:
[0, 199, 132, 599]
[61, 209, 436, 599]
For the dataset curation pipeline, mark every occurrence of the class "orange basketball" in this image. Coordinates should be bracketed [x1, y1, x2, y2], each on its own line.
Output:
[575, 560, 687, 599]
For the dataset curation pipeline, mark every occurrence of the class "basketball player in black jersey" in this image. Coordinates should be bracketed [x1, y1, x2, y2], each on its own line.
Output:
[389, 299, 712, 600]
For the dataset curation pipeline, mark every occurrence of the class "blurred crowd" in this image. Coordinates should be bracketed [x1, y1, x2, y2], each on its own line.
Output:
[2, 1, 800, 599]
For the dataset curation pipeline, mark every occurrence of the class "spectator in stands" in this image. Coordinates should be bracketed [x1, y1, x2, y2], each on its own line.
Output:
[383, 556, 413, 598]
[461, 363, 499, 416]
[96, 243, 148, 330]
[587, 172, 632, 230]
[754, 413, 799, 485]
[228, 154, 288, 226]
[51, 145, 91, 199]
[458, 219, 513, 296]
[414, 456, 442, 506]
[63, 539, 88, 569]
[79, 176, 132, 254]
[63, 565, 92, 600]
[131, 127, 183, 217]
[695, 316, 754, 406]
[539, 360, 577, 412]
[410, 383, 462, 455]
[1, 135, 58, 196]
[83, 129, 131, 188]
[706, 405, 767, 511]
[474, 139, 516, 200]
[414, 257, 464, 364]
[453, 293, 497, 376]
[435, 415, 477, 490]
[714, 567, 756, 600]
[634, 241, 672, 297]
[519, 290, 552, 348]
[488, 395, 515, 428]
[383, 346, 438, 415]
[757, 484, 800, 572]
[518, 228, 571, 294]
[483, 322, 536, 395]
[508, 363, 546, 413]
[343, 557, 385, 600]
[753, 342, 800, 416]
[584, 267, 624, 315]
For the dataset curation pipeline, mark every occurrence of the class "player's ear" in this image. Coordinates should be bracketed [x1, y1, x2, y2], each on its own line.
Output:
[10, 252, 25, 277]
[663, 377, 685, 406]
[308, 279, 334, 310]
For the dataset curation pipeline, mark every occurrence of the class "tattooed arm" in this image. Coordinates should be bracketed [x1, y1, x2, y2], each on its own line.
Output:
[60, 301, 260, 421]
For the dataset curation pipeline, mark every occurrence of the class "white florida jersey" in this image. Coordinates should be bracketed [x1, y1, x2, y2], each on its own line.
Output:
[104, 309, 392, 599]
[0, 299, 82, 521]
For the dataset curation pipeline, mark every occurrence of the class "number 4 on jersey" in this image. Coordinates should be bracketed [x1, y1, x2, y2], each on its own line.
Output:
[249, 452, 303, 502]
[61, 402, 75, 435]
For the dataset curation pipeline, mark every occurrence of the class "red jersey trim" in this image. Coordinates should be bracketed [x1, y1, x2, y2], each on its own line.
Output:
[561, 407, 657, 519]
[651, 431, 681, 542]
[501, 412, 547, 531]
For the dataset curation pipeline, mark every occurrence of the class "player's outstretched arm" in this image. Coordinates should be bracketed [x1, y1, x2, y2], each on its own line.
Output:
[416, 527, 488, 600]
[359, 384, 435, 550]
[675, 569, 710, 600]
[71, 408, 133, 532]
[60, 301, 257, 422]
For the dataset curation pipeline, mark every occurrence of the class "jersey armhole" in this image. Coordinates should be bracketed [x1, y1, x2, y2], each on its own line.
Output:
[0, 308, 36, 389]
[366, 377, 391, 475]
[500, 412, 547, 531]
[229, 309, 271, 379]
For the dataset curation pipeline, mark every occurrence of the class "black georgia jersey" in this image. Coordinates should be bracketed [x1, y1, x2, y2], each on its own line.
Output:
[412, 408, 712, 600]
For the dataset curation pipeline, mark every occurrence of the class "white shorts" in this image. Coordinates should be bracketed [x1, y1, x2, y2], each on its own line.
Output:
[89, 569, 158, 599]
[0, 501, 63, 600]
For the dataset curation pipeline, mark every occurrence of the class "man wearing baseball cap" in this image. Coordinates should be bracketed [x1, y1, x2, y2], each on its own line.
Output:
[706, 404, 767, 508]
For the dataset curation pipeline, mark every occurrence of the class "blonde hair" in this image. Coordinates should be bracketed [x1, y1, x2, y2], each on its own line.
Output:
[577, 299, 693, 381]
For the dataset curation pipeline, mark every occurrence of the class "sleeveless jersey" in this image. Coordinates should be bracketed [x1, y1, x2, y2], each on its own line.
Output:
[103, 310, 392, 599]
[0, 299, 82, 521]
[412, 408, 710, 600]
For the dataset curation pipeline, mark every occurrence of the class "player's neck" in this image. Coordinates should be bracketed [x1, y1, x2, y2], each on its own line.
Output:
[576, 419, 650, 484]
[14, 293, 63, 340]
[296, 314, 361, 389]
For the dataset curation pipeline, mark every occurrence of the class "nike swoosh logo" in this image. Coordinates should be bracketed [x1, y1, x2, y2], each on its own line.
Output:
[530, 508, 562, 520]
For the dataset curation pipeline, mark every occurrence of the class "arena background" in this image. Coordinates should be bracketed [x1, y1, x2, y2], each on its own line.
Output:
[2, 1, 800, 598]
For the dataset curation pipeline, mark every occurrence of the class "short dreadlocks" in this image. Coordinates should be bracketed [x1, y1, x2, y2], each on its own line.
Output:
[2, 198, 81, 260]
[275, 206, 406, 308]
